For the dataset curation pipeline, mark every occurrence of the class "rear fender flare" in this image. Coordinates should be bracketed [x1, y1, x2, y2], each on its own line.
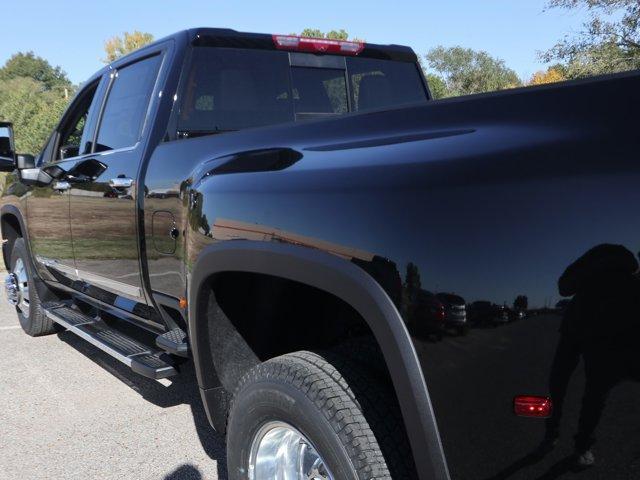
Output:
[188, 240, 449, 480]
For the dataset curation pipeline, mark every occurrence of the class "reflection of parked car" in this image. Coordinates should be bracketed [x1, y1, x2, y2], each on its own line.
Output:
[468, 301, 508, 326]
[407, 290, 445, 338]
[555, 299, 572, 313]
[436, 293, 467, 334]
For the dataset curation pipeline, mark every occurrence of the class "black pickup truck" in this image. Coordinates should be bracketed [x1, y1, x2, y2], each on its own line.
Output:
[2, 28, 639, 480]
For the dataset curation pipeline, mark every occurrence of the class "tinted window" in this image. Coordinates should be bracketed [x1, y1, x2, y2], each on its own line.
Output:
[347, 57, 427, 112]
[177, 48, 293, 137]
[174, 48, 428, 139]
[96, 55, 161, 151]
[290, 67, 348, 121]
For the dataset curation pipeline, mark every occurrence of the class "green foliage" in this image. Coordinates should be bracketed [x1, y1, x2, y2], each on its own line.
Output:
[103, 31, 155, 63]
[0, 51, 73, 155]
[0, 52, 71, 90]
[0, 77, 70, 154]
[425, 73, 448, 99]
[299, 28, 350, 40]
[425, 46, 522, 97]
[415, 56, 448, 98]
[543, 0, 640, 77]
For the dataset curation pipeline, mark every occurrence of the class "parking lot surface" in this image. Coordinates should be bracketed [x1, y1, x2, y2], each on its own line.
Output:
[0, 298, 226, 480]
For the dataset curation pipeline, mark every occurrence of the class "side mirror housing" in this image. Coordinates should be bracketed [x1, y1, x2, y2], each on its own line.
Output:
[16, 154, 59, 187]
[0, 122, 16, 172]
[19, 167, 54, 187]
[16, 154, 35, 169]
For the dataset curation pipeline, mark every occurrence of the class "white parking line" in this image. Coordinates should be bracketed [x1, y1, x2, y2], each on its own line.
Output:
[0, 325, 21, 331]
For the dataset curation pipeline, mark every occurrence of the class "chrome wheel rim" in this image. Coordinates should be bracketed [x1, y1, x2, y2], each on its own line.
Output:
[248, 421, 333, 480]
[13, 257, 30, 317]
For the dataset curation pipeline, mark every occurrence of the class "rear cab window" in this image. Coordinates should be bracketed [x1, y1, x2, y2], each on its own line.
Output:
[347, 57, 428, 112]
[175, 46, 427, 139]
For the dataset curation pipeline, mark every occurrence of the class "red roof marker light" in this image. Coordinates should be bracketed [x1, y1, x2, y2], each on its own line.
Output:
[272, 35, 364, 56]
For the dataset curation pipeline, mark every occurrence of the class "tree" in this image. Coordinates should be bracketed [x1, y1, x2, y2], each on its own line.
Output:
[103, 31, 155, 63]
[0, 52, 73, 156]
[542, 0, 640, 77]
[296, 29, 364, 42]
[0, 77, 70, 154]
[513, 295, 529, 312]
[0, 52, 70, 90]
[529, 65, 566, 85]
[425, 73, 449, 99]
[425, 46, 522, 97]
[415, 56, 449, 99]
[404, 262, 422, 293]
[299, 28, 349, 40]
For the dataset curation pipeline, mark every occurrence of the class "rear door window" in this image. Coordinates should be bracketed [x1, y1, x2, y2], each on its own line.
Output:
[95, 55, 162, 152]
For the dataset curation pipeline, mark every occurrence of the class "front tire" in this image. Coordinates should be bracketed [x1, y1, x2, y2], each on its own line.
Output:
[227, 351, 415, 480]
[9, 238, 56, 336]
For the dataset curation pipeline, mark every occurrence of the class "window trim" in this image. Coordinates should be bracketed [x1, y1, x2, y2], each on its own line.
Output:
[47, 78, 103, 164]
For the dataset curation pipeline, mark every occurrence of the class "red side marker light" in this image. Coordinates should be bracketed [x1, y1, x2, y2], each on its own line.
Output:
[514, 395, 552, 418]
[272, 35, 365, 56]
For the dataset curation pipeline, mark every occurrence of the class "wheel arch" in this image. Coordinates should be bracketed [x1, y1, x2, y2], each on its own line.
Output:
[188, 240, 449, 480]
[1, 205, 30, 270]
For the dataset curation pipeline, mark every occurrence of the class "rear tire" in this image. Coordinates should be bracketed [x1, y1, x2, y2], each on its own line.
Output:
[227, 350, 416, 480]
[10, 238, 56, 336]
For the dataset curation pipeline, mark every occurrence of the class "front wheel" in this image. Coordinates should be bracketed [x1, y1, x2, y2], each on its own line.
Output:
[227, 351, 416, 480]
[7, 238, 56, 336]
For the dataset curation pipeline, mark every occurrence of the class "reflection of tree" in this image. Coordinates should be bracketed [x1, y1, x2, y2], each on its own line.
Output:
[401, 262, 444, 339]
[402, 262, 421, 320]
[404, 262, 421, 294]
[187, 192, 204, 233]
[200, 214, 210, 236]
[513, 295, 528, 311]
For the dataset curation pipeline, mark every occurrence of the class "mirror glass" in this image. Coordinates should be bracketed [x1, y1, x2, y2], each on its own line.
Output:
[0, 125, 14, 160]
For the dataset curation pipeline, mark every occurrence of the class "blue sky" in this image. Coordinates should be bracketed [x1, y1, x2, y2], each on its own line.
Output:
[2, 0, 589, 85]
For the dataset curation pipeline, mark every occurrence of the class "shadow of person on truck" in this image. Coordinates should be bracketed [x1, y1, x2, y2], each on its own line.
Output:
[544, 244, 640, 469]
[57, 332, 228, 480]
[483, 244, 640, 480]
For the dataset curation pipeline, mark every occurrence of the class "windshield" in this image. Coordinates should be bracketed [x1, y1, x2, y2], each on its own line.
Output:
[176, 47, 427, 138]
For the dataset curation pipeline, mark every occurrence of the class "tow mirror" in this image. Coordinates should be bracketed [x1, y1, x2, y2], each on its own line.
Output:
[19, 166, 54, 186]
[0, 122, 16, 172]
[17, 155, 61, 187]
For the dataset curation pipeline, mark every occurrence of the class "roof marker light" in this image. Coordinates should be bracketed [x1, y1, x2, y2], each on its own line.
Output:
[272, 35, 365, 56]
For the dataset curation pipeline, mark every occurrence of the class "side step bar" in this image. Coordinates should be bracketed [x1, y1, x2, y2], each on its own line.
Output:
[45, 305, 177, 379]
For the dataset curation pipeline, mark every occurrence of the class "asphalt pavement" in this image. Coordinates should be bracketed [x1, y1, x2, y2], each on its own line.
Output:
[0, 297, 226, 480]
